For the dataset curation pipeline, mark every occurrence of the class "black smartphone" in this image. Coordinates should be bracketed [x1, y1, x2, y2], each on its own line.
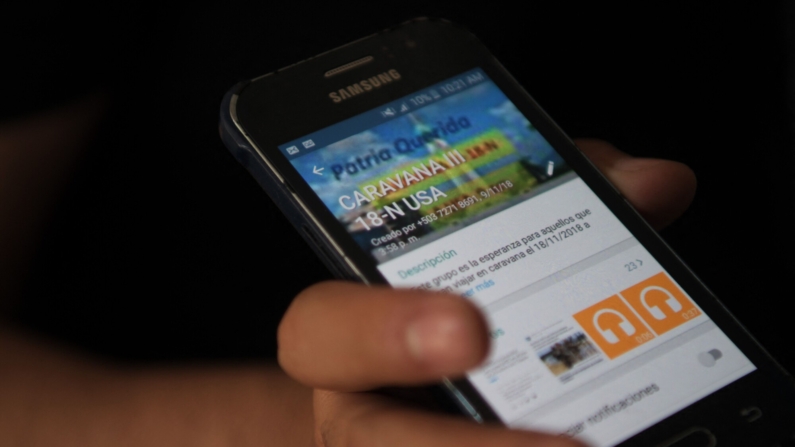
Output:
[220, 18, 795, 447]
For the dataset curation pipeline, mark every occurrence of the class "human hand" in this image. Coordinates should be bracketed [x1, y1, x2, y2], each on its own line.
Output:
[278, 139, 696, 446]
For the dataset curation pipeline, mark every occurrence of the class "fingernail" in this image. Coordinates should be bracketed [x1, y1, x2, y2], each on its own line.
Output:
[405, 311, 470, 368]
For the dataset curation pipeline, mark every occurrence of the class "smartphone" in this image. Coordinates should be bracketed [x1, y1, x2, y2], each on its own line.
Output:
[220, 18, 795, 446]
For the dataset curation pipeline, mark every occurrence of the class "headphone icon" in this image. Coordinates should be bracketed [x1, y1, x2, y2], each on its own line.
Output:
[640, 286, 682, 320]
[592, 309, 636, 344]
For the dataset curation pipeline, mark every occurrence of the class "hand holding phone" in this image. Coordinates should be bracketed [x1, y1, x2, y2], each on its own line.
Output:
[222, 18, 795, 445]
[277, 140, 696, 447]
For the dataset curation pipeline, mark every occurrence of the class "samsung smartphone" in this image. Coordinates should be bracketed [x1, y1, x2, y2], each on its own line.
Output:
[220, 18, 795, 447]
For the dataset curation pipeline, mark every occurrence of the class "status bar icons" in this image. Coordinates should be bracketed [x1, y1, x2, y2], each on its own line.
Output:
[286, 139, 316, 156]
[381, 103, 411, 119]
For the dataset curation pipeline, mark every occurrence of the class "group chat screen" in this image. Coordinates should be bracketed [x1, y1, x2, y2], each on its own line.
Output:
[279, 69, 755, 446]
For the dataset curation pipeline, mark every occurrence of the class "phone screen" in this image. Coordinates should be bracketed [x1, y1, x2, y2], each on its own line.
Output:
[277, 68, 755, 446]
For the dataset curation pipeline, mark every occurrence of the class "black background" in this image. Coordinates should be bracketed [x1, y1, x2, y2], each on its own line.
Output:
[9, 4, 795, 375]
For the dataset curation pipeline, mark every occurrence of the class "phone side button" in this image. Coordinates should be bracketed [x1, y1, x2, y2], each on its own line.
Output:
[658, 427, 716, 447]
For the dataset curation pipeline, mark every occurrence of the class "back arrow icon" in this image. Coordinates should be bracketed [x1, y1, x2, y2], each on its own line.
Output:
[313, 166, 324, 175]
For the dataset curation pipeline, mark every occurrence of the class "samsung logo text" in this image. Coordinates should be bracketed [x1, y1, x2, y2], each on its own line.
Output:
[329, 69, 401, 103]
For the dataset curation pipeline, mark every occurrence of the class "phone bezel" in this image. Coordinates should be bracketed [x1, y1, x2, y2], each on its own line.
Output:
[228, 18, 795, 446]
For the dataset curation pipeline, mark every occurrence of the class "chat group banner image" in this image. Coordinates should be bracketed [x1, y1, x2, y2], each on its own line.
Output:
[291, 81, 571, 258]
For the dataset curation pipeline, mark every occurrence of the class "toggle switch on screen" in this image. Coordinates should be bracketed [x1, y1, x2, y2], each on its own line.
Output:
[698, 349, 723, 367]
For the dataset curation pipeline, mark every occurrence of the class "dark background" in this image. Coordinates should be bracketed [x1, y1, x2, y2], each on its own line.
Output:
[7, 4, 795, 373]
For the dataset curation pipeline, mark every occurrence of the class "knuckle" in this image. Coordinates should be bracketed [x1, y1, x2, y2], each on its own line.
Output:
[314, 420, 332, 447]
[313, 390, 352, 447]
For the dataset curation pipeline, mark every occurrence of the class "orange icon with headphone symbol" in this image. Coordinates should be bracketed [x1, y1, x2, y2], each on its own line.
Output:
[619, 272, 700, 335]
[573, 295, 655, 359]
[573, 272, 702, 360]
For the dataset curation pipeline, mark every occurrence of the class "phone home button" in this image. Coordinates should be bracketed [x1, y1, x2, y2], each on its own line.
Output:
[660, 427, 717, 447]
